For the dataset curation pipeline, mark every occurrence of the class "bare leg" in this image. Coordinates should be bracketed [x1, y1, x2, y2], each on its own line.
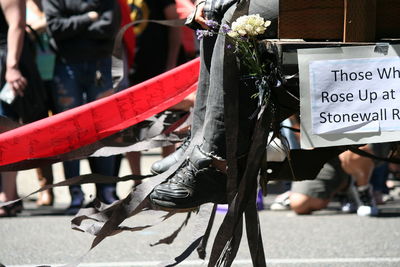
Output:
[126, 151, 142, 187]
[338, 146, 378, 216]
[36, 165, 54, 206]
[339, 146, 374, 187]
[290, 192, 329, 215]
[0, 171, 19, 216]
[1, 172, 18, 201]
[161, 145, 175, 158]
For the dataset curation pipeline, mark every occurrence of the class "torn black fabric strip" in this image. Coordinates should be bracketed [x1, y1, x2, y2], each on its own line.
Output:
[196, 204, 217, 260]
[245, 194, 266, 267]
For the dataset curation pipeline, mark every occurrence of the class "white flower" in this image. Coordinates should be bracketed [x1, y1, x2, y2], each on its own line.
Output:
[227, 31, 239, 38]
[245, 24, 253, 33]
[255, 27, 265, 34]
[228, 14, 271, 38]
[238, 29, 247, 36]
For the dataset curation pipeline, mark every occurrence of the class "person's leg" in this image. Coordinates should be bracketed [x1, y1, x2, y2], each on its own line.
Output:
[125, 152, 141, 176]
[387, 162, 400, 189]
[290, 193, 330, 215]
[85, 57, 118, 204]
[0, 99, 22, 216]
[150, 11, 230, 208]
[63, 160, 84, 211]
[36, 165, 54, 206]
[370, 163, 388, 204]
[126, 151, 142, 187]
[52, 60, 85, 212]
[290, 158, 348, 214]
[338, 145, 378, 216]
[88, 156, 118, 204]
[149, 35, 217, 174]
[150, 3, 240, 206]
[150, 0, 279, 209]
[0, 172, 22, 217]
[0, 91, 23, 216]
[0, 172, 18, 202]
[189, 36, 216, 137]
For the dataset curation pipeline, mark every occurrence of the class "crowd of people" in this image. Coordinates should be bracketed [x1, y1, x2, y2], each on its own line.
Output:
[0, 0, 399, 220]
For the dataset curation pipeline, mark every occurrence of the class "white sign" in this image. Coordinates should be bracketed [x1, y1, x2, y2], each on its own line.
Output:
[298, 44, 400, 149]
[310, 57, 400, 134]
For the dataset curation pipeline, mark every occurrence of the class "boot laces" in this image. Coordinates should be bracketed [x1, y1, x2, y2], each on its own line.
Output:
[170, 161, 197, 186]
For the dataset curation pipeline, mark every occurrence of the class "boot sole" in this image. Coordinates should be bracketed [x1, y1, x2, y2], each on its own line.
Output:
[150, 199, 199, 212]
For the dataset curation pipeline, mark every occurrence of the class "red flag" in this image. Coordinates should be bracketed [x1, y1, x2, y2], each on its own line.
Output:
[0, 58, 200, 166]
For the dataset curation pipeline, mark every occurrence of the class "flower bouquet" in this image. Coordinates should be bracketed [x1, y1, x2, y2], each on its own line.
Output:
[197, 14, 282, 109]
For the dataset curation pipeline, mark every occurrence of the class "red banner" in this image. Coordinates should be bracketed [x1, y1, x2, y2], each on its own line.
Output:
[0, 58, 200, 166]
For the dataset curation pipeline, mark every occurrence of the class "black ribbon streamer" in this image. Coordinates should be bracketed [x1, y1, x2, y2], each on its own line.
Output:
[207, 0, 267, 266]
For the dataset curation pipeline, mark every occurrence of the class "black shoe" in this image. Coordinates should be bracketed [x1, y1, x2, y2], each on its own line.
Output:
[65, 188, 84, 215]
[150, 146, 227, 209]
[150, 136, 191, 174]
[97, 187, 119, 205]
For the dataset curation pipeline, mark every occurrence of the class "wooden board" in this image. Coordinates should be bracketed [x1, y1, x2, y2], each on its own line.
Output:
[279, 0, 344, 40]
[343, 0, 376, 42]
[377, 0, 400, 38]
[279, 0, 400, 41]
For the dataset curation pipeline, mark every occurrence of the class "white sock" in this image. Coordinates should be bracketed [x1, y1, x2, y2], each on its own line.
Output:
[357, 184, 370, 192]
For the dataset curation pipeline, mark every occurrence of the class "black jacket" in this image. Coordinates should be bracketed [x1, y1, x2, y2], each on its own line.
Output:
[43, 0, 120, 62]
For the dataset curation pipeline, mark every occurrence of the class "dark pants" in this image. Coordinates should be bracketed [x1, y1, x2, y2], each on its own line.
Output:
[190, 0, 279, 159]
[51, 57, 116, 202]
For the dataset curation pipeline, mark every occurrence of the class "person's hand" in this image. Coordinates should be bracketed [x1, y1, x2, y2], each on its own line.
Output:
[87, 11, 99, 21]
[194, 1, 208, 29]
[5, 66, 27, 97]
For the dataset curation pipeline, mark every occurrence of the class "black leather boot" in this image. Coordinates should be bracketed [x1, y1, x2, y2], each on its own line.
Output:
[150, 146, 227, 209]
[150, 137, 190, 174]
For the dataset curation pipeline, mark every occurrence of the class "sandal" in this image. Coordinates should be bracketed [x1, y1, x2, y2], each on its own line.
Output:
[0, 201, 23, 217]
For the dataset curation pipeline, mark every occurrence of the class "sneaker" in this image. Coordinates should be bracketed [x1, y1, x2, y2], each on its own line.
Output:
[150, 136, 191, 174]
[356, 186, 379, 217]
[150, 146, 227, 209]
[256, 189, 264, 211]
[270, 191, 291, 211]
[340, 198, 357, 213]
[338, 182, 357, 213]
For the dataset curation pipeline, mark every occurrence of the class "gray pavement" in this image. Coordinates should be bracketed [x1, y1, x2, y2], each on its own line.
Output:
[1, 150, 400, 267]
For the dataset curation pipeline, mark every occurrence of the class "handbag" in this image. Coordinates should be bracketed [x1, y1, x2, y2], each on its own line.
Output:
[35, 33, 56, 81]
[26, 25, 56, 81]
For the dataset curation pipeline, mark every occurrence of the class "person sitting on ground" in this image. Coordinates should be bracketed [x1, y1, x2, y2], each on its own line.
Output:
[271, 145, 384, 217]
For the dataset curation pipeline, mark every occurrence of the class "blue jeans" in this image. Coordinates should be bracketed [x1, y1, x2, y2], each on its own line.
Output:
[52, 57, 117, 203]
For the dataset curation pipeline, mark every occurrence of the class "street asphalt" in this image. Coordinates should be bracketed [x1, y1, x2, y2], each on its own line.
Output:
[1, 150, 400, 267]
